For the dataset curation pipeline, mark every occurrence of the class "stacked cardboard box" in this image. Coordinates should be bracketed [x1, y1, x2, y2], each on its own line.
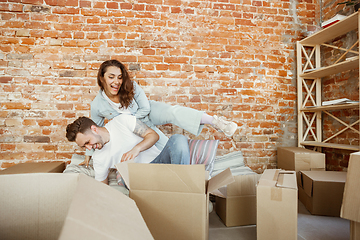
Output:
[0, 173, 153, 240]
[277, 147, 348, 216]
[213, 173, 261, 227]
[277, 147, 325, 171]
[341, 152, 360, 240]
[257, 169, 298, 240]
[116, 162, 234, 240]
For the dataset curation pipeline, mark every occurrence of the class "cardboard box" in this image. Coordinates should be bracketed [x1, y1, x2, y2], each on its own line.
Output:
[116, 163, 234, 240]
[277, 147, 325, 171]
[341, 152, 360, 222]
[214, 173, 261, 227]
[0, 161, 66, 174]
[256, 169, 298, 240]
[0, 173, 153, 240]
[299, 170, 346, 217]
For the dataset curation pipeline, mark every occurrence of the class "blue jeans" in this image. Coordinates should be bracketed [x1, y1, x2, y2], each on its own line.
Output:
[150, 134, 190, 165]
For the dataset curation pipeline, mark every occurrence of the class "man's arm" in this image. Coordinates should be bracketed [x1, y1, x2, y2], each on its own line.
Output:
[121, 119, 159, 162]
[101, 177, 109, 185]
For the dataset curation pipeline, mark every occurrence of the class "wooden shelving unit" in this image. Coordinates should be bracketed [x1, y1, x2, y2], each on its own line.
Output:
[297, 12, 360, 151]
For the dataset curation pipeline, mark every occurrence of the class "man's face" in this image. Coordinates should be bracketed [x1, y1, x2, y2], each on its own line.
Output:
[75, 128, 105, 151]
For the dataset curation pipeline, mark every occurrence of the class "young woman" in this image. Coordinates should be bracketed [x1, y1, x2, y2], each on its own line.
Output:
[83, 59, 237, 165]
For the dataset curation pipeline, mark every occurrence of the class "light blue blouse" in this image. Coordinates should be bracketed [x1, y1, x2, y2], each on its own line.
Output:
[90, 81, 151, 127]
[86, 81, 161, 156]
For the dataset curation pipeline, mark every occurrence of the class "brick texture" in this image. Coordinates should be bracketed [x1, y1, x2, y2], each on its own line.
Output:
[0, 0, 320, 172]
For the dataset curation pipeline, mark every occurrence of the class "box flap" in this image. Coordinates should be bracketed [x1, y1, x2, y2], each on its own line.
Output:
[60, 174, 154, 240]
[302, 171, 314, 197]
[208, 168, 235, 194]
[0, 173, 77, 240]
[302, 170, 347, 183]
[0, 162, 65, 174]
[211, 188, 227, 198]
[116, 160, 133, 188]
[341, 152, 360, 222]
[226, 174, 261, 197]
[117, 162, 206, 194]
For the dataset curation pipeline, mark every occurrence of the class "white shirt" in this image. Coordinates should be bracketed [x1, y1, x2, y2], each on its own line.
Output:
[92, 114, 161, 181]
[101, 90, 131, 114]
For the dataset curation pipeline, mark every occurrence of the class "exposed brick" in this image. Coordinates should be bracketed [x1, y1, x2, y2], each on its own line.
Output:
[0, 77, 12, 83]
[24, 136, 50, 143]
[0, 0, 319, 173]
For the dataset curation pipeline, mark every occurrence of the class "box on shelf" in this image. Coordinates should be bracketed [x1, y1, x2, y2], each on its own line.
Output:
[116, 162, 234, 240]
[213, 173, 261, 227]
[341, 152, 360, 222]
[257, 169, 298, 240]
[277, 147, 325, 172]
[0, 161, 66, 174]
[299, 170, 347, 217]
[0, 173, 153, 240]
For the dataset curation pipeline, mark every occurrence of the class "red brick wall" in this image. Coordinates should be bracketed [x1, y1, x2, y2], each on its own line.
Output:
[321, 3, 359, 171]
[0, 0, 319, 172]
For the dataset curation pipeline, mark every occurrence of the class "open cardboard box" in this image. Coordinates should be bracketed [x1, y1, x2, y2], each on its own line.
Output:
[299, 170, 346, 217]
[277, 147, 325, 171]
[341, 152, 360, 239]
[0, 173, 153, 240]
[116, 162, 234, 240]
[0, 161, 66, 174]
[213, 173, 261, 227]
[256, 169, 298, 240]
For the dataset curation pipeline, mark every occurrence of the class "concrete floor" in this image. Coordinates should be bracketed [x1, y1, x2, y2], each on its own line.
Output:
[209, 201, 350, 240]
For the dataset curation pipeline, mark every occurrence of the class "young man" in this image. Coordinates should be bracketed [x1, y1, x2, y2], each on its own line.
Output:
[66, 114, 190, 184]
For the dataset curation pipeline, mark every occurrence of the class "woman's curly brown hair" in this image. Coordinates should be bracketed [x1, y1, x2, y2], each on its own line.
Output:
[66, 116, 96, 142]
[97, 59, 135, 109]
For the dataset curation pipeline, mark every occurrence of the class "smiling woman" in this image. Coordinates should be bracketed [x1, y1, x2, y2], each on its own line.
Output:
[82, 59, 238, 166]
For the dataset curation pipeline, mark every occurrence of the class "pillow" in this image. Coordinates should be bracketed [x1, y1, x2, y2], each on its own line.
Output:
[188, 139, 219, 174]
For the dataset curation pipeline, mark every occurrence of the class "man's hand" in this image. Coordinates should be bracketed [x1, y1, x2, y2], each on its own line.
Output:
[123, 119, 159, 160]
[121, 147, 141, 162]
[79, 155, 91, 167]
[101, 177, 109, 185]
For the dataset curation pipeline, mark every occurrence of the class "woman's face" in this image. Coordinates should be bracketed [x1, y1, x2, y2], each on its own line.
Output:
[102, 66, 123, 101]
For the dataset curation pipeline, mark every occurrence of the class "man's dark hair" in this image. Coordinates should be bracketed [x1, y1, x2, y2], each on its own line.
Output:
[66, 116, 97, 142]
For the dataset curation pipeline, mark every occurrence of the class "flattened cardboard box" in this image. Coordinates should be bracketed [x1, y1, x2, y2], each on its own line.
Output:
[341, 152, 360, 222]
[299, 170, 346, 217]
[213, 173, 261, 227]
[0, 161, 66, 174]
[0, 173, 153, 240]
[257, 169, 298, 240]
[116, 163, 234, 240]
[277, 147, 325, 171]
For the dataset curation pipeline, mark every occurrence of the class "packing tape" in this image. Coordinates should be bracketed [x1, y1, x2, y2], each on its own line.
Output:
[271, 187, 282, 201]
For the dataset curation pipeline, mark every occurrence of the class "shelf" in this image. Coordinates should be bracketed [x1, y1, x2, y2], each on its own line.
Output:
[301, 141, 360, 151]
[301, 103, 359, 112]
[300, 57, 359, 78]
[297, 12, 360, 153]
[299, 12, 358, 46]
